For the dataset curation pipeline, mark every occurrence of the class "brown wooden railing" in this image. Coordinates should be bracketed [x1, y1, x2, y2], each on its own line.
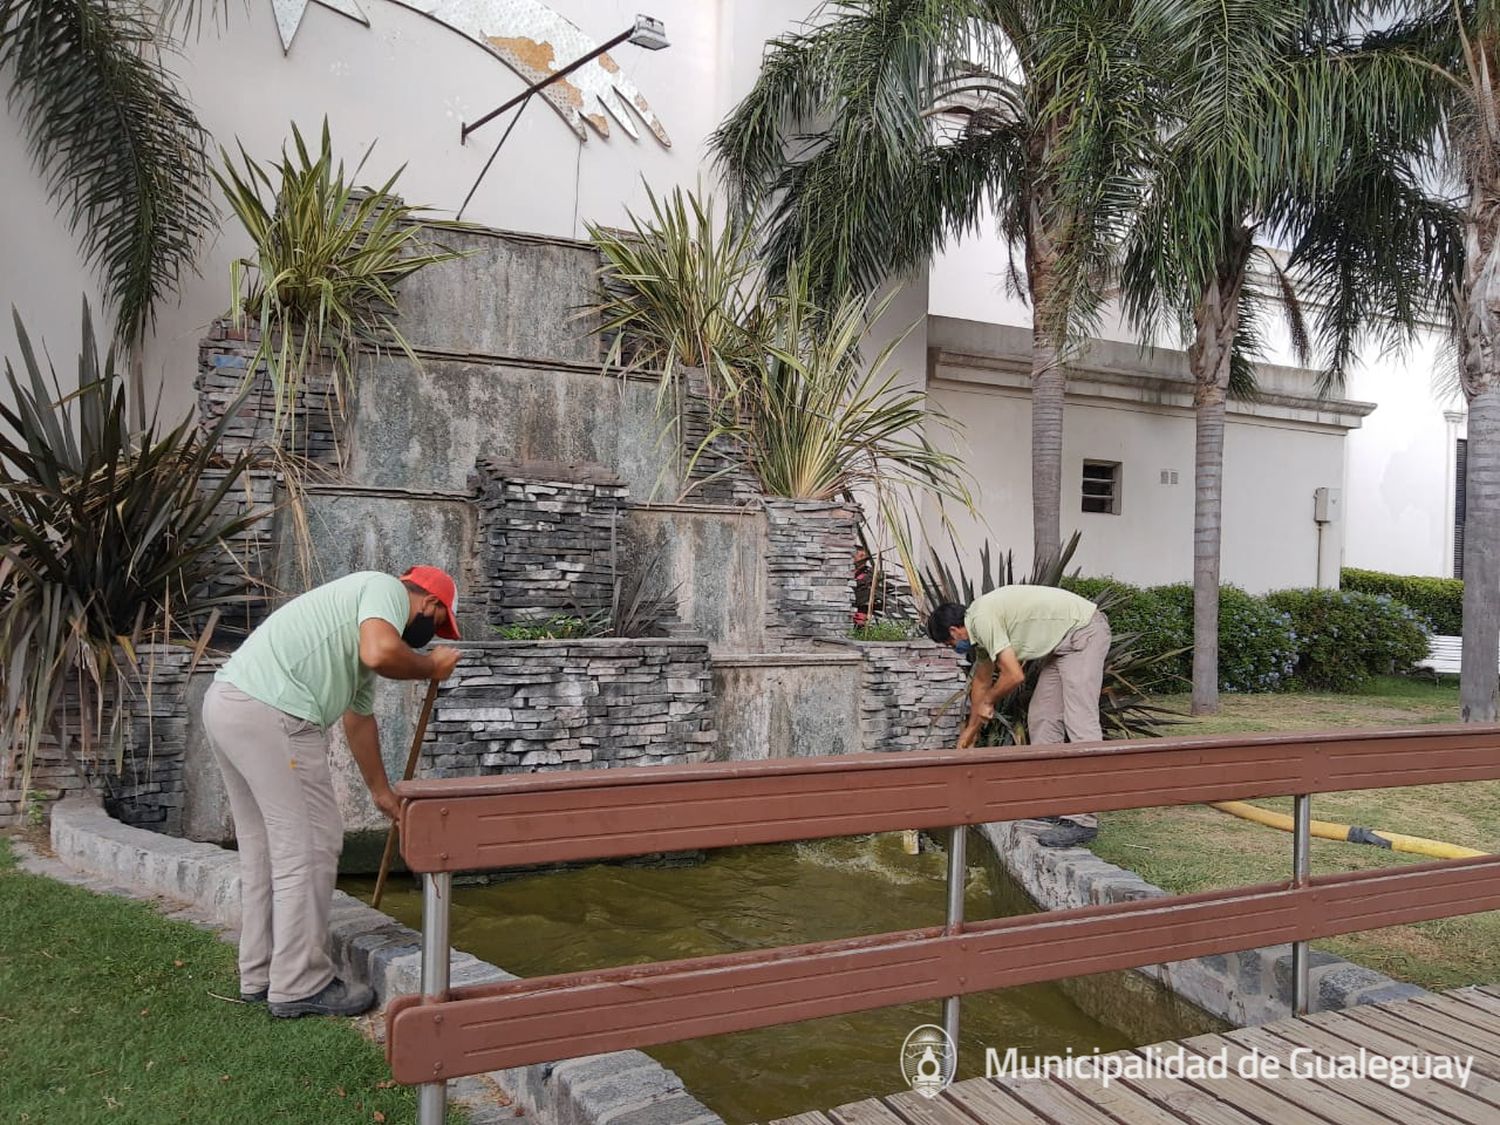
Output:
[385, 725, 1500, 1119]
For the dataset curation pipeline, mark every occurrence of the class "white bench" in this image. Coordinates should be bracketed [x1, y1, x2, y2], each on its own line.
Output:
[1417, 635, 1462, 676]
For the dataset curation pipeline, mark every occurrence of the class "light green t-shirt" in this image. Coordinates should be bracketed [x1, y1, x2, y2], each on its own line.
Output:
[964, 585, 1097, 663]
[218, 572, 410, 728]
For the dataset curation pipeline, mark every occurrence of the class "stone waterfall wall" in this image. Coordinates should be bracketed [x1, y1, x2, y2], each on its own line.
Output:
[421, 641, 717, 776]
[471, 459, 629, 625]
[849, 640, 964, 751]
[0, 647, 224, 834]
[764, 500, 858, 647]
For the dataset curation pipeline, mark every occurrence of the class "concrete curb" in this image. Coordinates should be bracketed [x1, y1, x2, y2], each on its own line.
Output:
[46, 798, 722, 1125]
[981, 818, 1430, 1027]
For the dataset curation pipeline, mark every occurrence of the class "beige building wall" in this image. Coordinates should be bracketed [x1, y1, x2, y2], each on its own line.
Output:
[922, 318, 1364, 594]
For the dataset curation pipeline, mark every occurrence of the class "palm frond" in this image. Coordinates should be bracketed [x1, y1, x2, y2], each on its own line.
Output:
[0, 0, 216, 344]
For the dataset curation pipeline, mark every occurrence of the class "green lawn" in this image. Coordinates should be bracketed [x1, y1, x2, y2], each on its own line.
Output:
[1093, 675, 1500, 991]
[0, 836, 441, 1124]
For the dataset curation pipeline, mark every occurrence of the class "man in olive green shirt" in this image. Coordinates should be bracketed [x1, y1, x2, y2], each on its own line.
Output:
[202, 568, 461, 1018]
[927, 585, 1111, 847]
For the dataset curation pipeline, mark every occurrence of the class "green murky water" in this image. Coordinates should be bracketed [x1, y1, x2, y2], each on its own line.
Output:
[344, 833, 1200, 1123]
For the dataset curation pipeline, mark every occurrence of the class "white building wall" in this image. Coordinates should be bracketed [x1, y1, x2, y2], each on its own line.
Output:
[928, 207, 1457, 586]
[1342, 331, 1461, 578]
[925, 378, 1348, 593]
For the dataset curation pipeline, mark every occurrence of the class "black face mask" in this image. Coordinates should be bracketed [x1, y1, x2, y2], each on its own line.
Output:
[402, 613, 436, 649]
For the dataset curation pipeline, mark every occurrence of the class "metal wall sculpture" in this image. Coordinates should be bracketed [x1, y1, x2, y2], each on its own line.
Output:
[267, 0, 671, 147]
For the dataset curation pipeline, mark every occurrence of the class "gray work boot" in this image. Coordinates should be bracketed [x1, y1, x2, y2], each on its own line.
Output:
[1036, 823, 1098, 848]
[269, 977, 376, 1019]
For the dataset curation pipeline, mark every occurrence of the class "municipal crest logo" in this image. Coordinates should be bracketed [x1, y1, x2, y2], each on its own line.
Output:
[900, 1024, 957, 1098]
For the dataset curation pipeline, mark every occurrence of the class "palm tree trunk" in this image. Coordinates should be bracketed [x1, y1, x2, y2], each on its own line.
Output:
[1031, 326, 1066, 570]
[1462, 380, 1500, 720]
[1459, 190, 1500, 722]
[1187, 250, 1248, 716]
[1026, 183, 1066, 572]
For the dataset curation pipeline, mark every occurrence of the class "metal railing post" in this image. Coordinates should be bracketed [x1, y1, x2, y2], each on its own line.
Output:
[943, 825, 966, 1048]
[1291, 794, 1311, 1016]
[418, 872, 453, 1125]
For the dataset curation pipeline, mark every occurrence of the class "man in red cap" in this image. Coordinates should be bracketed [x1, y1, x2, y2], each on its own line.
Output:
[201, 568, 461, 1018]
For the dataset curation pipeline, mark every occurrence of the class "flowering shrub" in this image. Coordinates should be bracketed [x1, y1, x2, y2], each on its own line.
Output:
[1149, 584, 1299, 693]
[1265, 588, 1430, 691]
[1063, 576, 1188, 693]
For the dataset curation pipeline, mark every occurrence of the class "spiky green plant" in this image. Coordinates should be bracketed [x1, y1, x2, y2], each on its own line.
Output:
[0, 0, 216, 346]
[0, 303, 263, 794]
[215, 119, 463, 455]
[586, 183, 766, 404]
[921, 532, 1179, 743]
[692, 265, 973, 589]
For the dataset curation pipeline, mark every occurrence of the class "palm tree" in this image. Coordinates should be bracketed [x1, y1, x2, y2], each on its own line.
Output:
[0, 2, 216, 366]
[711, 0, 1155, 570]
[1120, 0, 1458, 714]
[1337, 2, 1500, 719]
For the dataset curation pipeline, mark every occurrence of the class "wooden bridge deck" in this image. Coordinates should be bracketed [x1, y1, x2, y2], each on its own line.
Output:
[774, 985, 1500, 1125]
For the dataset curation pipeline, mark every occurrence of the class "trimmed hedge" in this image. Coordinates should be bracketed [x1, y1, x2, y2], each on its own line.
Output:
[1265, 588, 1430, 691]
[1063, 577, 1300, 693]
[1341, 567, 1462, 635]
[1066, 576, 1431, 694]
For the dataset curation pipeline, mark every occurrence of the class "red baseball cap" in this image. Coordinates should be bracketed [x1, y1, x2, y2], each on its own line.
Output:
[400, 566, 461, 640]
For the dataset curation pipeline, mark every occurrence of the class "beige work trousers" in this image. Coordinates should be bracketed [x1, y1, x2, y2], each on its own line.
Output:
[201, 681, 342, 1003]
[1028, 611, 1111, 831]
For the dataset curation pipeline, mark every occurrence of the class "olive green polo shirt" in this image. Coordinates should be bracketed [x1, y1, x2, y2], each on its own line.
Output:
[217, 571, 409, 728]
[964, 586, 1097, 662]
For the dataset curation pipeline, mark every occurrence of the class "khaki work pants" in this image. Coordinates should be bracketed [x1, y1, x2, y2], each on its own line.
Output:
[1028, 611, 1111, 831]
[201, 681, 342, 1003]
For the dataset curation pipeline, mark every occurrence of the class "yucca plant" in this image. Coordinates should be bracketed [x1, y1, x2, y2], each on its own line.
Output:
[0, 303, 264, 795]
[696, 265, 973, 586]
[215, 119, 463, 455]
[587, 183, 765, 405]
[920, 533, 1179, 743]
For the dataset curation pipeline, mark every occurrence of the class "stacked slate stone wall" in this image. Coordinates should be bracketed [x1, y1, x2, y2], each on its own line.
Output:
[422, 641, 716, 776]
[196, 319, 341, 630]
[470, 460, 629, 624]
[764, 500, 858, 647]
[850, 640, 964, 751]
[0, 647, 221, 832]
[197, 318, 342, 466]
[677, 367, 760, 505]
[0, 739, 93, 828]
[108, 648, 225, 833]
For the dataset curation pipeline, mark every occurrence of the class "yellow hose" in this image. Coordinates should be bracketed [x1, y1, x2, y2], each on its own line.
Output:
[1207, 801, 1487, 860]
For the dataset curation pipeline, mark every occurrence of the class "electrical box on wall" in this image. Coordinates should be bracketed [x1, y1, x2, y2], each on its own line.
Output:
[1313, 487, 1342, 524]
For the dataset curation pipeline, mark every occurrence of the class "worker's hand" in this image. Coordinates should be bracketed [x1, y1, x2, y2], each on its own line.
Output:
[957, 724, 980, 750]
[975, 699, 995, 722]
[374, 788, 401, 821]
[429, 645, 461, 682]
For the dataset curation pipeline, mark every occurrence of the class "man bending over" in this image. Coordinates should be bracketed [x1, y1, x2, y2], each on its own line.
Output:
[202, 567, 461, 1017]
[927, 584, 1110, 848]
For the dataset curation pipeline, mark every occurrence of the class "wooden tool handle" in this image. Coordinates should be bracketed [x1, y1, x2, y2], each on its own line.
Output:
[372, 678, 441, 909]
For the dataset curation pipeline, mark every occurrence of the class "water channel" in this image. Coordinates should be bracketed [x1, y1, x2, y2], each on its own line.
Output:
[345, 830, 1220, 1123]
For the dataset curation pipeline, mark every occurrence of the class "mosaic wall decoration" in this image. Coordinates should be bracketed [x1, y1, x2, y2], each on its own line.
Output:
[269, 0, 671, 147]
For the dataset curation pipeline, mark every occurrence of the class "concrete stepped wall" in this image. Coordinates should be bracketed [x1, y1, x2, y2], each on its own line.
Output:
[620, 504, 769, 651]
[346, 353, 677, 500]
[394, 226, 604, 365]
